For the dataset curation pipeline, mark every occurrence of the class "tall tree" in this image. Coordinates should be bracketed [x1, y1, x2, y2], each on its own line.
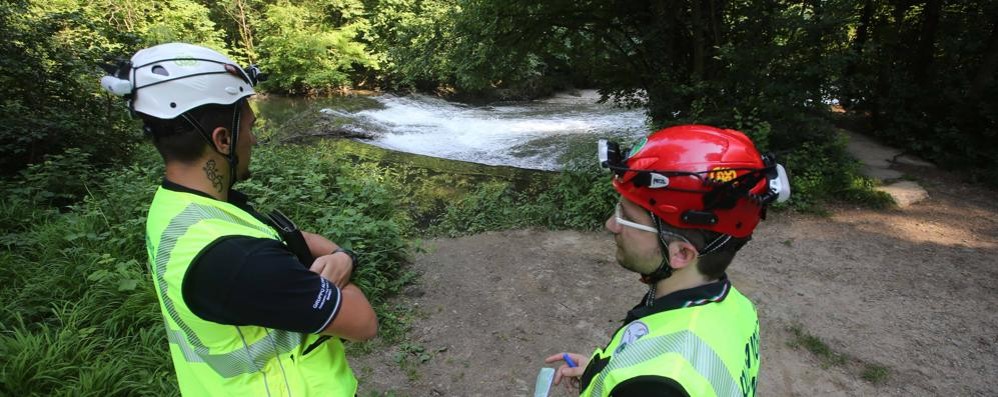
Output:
[912, 0, 942, 82]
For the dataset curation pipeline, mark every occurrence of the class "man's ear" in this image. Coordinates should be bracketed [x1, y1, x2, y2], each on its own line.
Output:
[211, 127, 232, 155]
[668, 240, 699, 270]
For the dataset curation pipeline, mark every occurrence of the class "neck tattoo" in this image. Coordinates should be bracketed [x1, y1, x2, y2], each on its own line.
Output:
[203, 159, 224, 193]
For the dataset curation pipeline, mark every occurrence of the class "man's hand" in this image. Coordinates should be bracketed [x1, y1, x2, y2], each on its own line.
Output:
[545, 352, 589, 391]
[309, 252, 353, 288]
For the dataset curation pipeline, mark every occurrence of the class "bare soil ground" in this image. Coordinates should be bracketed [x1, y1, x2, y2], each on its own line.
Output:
[352, 166, 998, 397]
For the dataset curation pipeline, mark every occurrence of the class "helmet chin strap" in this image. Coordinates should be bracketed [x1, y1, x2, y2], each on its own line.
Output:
[227, 99, 243, 192]
[639, 213, 737, 307]
[641, 214, 675, 306]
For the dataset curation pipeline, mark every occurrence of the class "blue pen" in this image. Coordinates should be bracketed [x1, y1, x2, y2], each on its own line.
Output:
[562, 353, 577, 368]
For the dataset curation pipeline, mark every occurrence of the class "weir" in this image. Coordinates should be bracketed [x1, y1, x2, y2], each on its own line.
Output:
[253, 91, 649, 171]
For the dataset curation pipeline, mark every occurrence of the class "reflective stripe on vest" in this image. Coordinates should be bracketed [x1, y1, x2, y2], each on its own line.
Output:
[588, 330, 742, 397]
[152, 201, 301, 378]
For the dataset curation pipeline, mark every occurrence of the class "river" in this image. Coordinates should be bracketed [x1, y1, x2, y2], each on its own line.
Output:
[253, 91, 649, 170]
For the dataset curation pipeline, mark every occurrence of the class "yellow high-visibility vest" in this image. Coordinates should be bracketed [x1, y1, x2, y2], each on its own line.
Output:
[580, 286, 759, 397]
[146, 187, 356, 396]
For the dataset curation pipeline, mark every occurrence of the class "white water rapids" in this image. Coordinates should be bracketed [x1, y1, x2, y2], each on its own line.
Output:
[327, 91, 649, 170]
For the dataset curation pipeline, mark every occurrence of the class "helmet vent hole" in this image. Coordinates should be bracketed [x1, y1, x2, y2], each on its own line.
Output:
[735, 221, 742, 229]
[151, 65, 169, 76]
[649, 198, 656, 206]
[239, 86, 244, 92]
[169, 102, 177, 108]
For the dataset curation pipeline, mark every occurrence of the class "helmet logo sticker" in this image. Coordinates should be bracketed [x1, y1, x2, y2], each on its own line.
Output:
[649, 173, 670, 188]
[708, 167, 738, 183]
[615, 320, 650, 354]
[174, 56, 198, 67]
[628, 137, 648, 159]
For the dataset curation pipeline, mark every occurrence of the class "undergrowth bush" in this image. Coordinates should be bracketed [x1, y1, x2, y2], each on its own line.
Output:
[429, 142, 619, 237]
[238, 145, 417, 316]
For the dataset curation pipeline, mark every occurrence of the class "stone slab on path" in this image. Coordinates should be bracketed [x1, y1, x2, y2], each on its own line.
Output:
[874, 180, 930, 208]
[840, 129, 933, 207]
[843, 129, 904, 180]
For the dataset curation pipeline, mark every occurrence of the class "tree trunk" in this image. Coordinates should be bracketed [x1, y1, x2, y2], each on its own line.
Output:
[708, 0, 723, 45]
[970, 21, 998, 98]
[805, 0, 824, 46]
[841, 0, 875, 107]
[872, 0, 914, 130]
[691, 0, 705, 81]
[912, 0, 942, 82]
[805, 0, 824, 101]
[851, 0, 874, 61]
[228, 0, 257, 63]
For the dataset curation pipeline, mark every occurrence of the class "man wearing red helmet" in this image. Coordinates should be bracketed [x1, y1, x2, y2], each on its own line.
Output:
[545, 125, 790, 397]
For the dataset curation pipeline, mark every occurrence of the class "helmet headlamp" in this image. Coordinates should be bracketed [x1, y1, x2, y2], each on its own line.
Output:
[598, 139, 626, 173]
[244, 64, 268, 85]
[770, 164, 791, 203]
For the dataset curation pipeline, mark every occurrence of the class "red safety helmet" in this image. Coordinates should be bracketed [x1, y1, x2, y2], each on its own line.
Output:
[599, 125, 789, 238]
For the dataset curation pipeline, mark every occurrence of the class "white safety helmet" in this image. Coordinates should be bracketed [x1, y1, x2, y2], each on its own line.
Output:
[100, 42, 263, 119]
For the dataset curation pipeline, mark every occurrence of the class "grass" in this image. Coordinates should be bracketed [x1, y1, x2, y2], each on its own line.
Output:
[786, 324, 890, 385]
[787, 324, 847, 367]
[861, 364, 890, 384]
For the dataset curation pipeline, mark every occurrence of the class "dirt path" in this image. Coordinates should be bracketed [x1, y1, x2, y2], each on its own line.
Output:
[352, 166, 998, 397]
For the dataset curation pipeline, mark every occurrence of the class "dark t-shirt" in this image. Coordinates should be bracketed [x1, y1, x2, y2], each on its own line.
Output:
[590, 277, 733, 397]
[163, 180, 341, 334]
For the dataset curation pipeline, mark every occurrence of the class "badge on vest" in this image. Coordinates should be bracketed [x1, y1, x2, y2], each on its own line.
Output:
[615, 321, 649, 354]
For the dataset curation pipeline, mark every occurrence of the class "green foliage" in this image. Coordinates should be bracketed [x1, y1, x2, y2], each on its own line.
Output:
[141, 0, 228, 49]
[0, 0, 139, 174]
[429, 144, 617, 236]
[239, 144, 415, 312]
[5, 0, 997, 192]
[367, 0, 588, 98]
[366, 0, 461, 91]
[781, 134, 895, 212]
[732, 108, 773, 153]
[538, 152, 619, 231]
[429, 181, 533, 236]
[0, 147, 171, 395]
[256, 0, 379, 94]
[9, 148, 96, 208]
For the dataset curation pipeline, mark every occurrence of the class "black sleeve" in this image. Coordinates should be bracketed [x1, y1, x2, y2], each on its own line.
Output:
[610, 375, 691, 397]
[182, 236, 341, 334]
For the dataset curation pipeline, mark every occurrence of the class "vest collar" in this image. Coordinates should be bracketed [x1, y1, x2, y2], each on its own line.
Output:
[162, 178, 250, 207]
[625, 275, 731, 323]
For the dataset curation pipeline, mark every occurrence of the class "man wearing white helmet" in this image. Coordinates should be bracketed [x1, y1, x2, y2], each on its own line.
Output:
[103, 42, 376, 396]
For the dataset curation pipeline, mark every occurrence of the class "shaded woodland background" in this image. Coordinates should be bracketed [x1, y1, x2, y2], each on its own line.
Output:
[1, 1, 996, 395]
[2, 0, 996, 183]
